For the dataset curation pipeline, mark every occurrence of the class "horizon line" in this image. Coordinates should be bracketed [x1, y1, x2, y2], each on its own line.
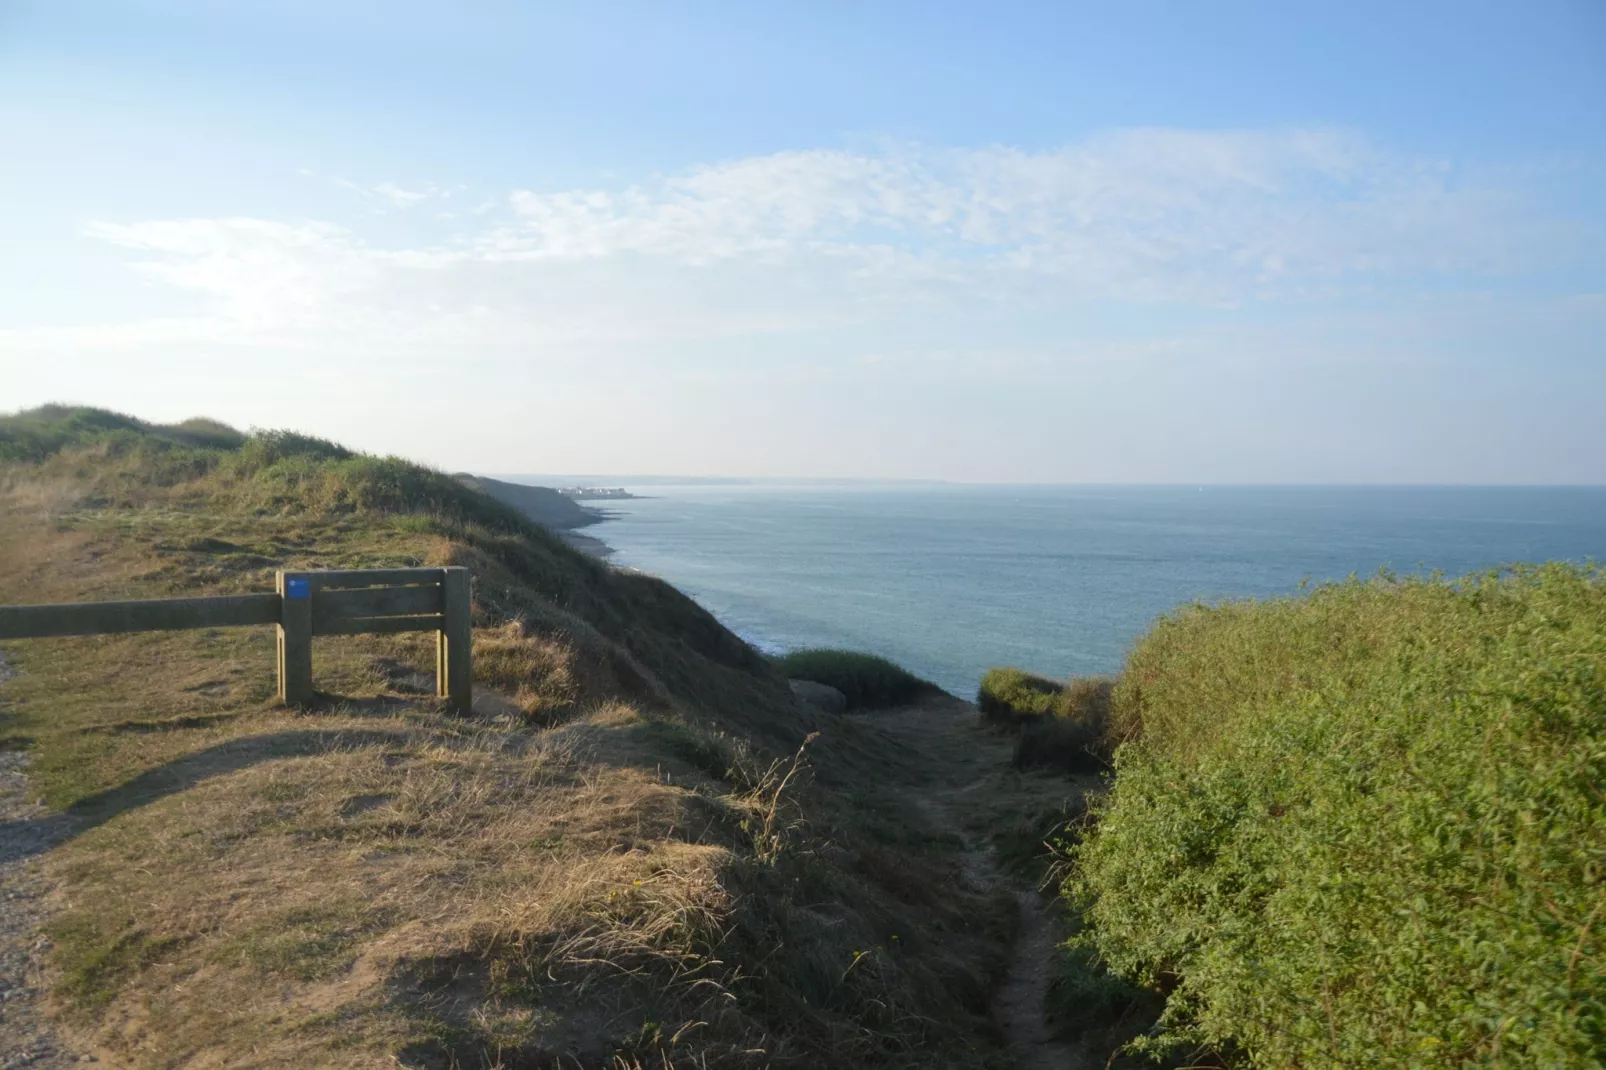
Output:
[490, 474, 1606, 489]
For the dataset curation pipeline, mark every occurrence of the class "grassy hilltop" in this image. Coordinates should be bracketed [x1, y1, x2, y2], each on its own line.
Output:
[0, 405, 1016, 1069]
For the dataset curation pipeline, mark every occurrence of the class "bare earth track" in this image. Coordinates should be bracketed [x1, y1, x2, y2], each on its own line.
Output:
[863, 698, 1101, 1069]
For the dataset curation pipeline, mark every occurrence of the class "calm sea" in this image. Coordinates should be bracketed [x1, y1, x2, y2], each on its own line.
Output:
[581, 485, 1606, 698]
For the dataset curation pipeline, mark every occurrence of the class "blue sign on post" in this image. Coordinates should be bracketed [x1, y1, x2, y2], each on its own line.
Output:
[286, 578, 310, 600]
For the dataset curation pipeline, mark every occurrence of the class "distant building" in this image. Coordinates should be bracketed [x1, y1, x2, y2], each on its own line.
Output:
[558, 487, 635, 500]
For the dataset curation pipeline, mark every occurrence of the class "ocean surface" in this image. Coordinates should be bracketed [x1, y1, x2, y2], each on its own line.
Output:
[582, 485, 1606, 698]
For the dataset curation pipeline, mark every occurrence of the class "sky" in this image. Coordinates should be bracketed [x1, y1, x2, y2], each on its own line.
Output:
[2, 1, 1603, 483]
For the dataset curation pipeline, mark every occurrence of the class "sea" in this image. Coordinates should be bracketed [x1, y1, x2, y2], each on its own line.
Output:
[576, 485, 1606, 699]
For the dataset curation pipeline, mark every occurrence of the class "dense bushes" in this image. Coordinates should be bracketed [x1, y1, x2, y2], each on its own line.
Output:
[769, 649, 941, 710]
[1070, 565, 1606, 1066]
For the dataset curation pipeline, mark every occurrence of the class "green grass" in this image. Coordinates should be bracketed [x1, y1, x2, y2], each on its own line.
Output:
[976, 666, 1062, 721]
[46, 914, 187, 1014]
[769, 648, 942, 710]
[211, 901, 397, 981]
[1068, 565, 1606, 1067]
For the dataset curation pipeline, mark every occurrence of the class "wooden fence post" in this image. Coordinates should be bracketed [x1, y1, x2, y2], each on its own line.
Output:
[276, 570, 314, 707]
[437, 567, 472, 714]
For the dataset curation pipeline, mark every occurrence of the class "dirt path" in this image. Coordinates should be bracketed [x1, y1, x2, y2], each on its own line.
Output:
[0, 651, 86, 1069]
[865, 699, 1096, 1070]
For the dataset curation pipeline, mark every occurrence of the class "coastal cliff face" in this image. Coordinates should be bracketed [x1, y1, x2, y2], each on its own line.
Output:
[454, 473, 605, 531]
[0, 406, 1021, 1069]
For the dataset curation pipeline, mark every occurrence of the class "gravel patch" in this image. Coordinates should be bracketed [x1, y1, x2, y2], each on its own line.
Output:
[0, 650, 88, 1067]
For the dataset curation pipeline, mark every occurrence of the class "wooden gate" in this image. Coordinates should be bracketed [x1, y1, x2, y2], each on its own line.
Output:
[0, 567, 472, 713]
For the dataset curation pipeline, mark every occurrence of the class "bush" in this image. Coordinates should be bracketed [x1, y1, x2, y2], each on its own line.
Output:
[769, 649, 941, 710]
[977, 667, 1062, 721]
[1070, 565, 1606, 1066]
[1014, 677, 1114, 773]
[980, 669, 1114, 772]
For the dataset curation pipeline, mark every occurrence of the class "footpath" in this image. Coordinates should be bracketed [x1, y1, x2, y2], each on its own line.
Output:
[863, 698, 1100, 1070]
[0, 651, 85, 1068]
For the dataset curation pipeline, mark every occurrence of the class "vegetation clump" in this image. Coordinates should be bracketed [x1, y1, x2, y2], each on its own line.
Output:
[769, 648, 942, 710]
[976, 666, 1062, 721]
[978, 668, 1114, 772]
[1070, 566, 1606, 1067]
[1013, 676, 1113, 773]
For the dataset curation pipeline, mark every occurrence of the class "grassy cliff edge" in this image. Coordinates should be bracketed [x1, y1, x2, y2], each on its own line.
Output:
[0, 406, 1016, 1068]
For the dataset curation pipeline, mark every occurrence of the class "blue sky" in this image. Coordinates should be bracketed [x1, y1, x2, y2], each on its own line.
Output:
[2, 1, 1603, 481]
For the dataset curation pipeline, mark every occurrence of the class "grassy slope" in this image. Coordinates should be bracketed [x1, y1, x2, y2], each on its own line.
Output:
[1071, 569, 1606, 1067]
[0, 407, 1013, 1069]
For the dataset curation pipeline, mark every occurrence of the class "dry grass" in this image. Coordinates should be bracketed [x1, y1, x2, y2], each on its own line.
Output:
[0, 429, 1016, 1069]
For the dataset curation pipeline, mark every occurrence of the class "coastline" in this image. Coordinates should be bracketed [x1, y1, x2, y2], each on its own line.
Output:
[561, 528, 615, 558]
[459, 474, 619, 558]
[562, 504, 618, 558]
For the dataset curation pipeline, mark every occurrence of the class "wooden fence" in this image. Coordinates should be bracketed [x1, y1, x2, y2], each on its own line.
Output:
[0, 567, 472, 713]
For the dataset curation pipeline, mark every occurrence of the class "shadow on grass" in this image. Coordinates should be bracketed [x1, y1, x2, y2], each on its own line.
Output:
[0, 727, 410, 861]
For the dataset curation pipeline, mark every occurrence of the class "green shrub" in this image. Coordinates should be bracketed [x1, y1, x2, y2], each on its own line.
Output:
[981, 669, 1114, 772]
[1070, 565, 1606, 1066]
[1013, 678, 1114, 774]
[977, 666, 1062, 721]
[769, 649, 941, 710]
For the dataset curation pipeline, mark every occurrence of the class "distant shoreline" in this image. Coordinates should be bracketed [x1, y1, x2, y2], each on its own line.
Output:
[459, 474, 625, 558]
[562, 528, 615, 558]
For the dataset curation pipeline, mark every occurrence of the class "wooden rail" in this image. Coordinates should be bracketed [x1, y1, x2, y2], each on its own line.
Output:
[0, 567, 472, 713]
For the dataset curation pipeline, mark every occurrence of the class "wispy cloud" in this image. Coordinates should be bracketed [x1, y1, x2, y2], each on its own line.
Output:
[332, 177, 447, 208]
[494, 129, 1563, 291]
[4, 129, 1591, 358]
